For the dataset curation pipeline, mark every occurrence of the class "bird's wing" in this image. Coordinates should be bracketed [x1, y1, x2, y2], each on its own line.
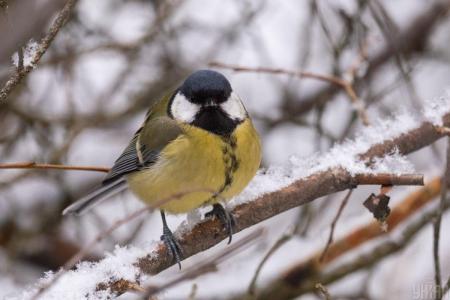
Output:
[102, 116, 183, 184]
[63, 117, 183, 215]
[63, 90, 183, 216]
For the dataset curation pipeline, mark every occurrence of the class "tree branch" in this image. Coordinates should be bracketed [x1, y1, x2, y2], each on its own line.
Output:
[209, 62, 370, 126]
[0, 162, 110, 173]
[319, 189, 353, 262]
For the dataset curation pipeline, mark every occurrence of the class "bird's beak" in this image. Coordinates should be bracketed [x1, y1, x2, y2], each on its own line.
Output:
[203, 99, 217, 107]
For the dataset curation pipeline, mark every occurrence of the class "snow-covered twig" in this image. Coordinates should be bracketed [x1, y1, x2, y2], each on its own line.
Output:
[0, 0, 77, 103]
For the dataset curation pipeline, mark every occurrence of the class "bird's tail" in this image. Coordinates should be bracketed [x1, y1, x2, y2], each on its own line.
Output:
[62, 178, 127, 216]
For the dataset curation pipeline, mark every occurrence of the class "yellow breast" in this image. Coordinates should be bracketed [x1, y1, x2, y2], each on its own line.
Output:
[126, 119, 261, 214]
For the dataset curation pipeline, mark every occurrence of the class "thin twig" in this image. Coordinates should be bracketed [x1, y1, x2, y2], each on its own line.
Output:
[0, 162, 110, 173]
[0, 0, 77, 102]
[247, 234, 291, 297]
[354, 173, 423, 186]
[209, 62, 344, 85]
[246, 205, 314, 296]
[209, 62, 370, 126]
[443, 277, 450, 299]
[320, 189, 353, 262]
[434, 138, 450, 300]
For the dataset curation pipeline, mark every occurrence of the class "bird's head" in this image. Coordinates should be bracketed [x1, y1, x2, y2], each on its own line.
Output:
[168, 70, 247, 136]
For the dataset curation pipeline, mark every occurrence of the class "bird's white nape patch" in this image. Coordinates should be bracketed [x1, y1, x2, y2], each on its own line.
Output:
[170, 92, 200, 123]
[221, 92, 247, 121]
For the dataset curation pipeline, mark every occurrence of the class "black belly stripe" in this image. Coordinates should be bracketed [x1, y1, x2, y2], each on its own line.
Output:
[216, 136, 239, 197]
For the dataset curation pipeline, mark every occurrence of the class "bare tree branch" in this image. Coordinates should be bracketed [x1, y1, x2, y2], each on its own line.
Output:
[319, 189, 353, 262]
[209, 62, 370, 125]
[434, 138, 450, 300]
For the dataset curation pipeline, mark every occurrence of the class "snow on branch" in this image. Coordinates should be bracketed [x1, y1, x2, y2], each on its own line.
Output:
[18, 96, 450, 299]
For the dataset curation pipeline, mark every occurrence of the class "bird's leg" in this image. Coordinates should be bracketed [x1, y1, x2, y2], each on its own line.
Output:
[205, 203, 235, 244]
[160, 210, 182, 269]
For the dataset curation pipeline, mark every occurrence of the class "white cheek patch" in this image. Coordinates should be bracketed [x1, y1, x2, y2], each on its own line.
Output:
[171, 93, 200, 123]
[221, 92, 247, 121]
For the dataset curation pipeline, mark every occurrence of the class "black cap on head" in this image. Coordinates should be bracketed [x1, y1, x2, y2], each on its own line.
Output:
[179, 70, 232, 104]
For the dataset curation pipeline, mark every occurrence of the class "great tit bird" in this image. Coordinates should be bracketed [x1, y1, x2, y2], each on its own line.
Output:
[63, 70, 261, 267]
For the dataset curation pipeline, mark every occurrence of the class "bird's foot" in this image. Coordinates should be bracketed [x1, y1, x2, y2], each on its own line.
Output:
[160, 227, 182, 269]
[205, 203, 235, 244]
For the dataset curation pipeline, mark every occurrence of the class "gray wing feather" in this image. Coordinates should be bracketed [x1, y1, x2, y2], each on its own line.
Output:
[102, 130, 158, 184]
[62, 116, 182, 216]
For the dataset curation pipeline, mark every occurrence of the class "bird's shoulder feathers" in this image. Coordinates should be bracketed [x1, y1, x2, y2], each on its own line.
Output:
[103, 93, 182, 184]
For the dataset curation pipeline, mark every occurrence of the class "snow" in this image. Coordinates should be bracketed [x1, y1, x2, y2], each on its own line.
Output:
[11, 40, 39, 69]
[423, 91, 450, 126]
[0, 278, 22, 300]
[11, 244, 156, 300]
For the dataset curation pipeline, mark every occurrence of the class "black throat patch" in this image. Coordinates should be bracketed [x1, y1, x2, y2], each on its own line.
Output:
[191, 106, 240, 136]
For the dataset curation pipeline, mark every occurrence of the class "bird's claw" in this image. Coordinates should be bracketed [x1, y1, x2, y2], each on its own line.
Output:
[205, 203, 235, 244]
[161, 227, 182, 269]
